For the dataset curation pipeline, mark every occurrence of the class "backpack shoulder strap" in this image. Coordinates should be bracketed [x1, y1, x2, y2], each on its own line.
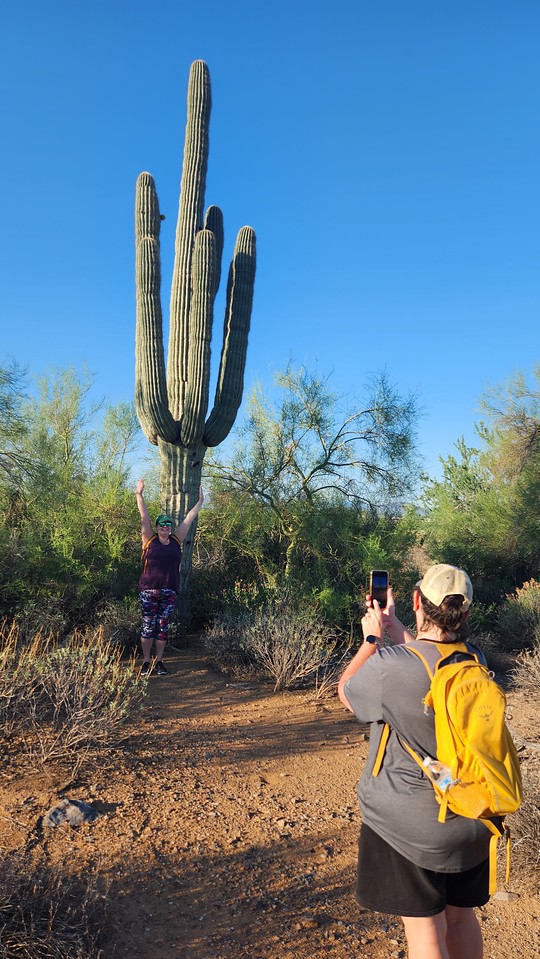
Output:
[141, 534, 157, 560]
[408, 640, 483, 676]
[407, 643, 439, 678]
[372, 723, 391, 777]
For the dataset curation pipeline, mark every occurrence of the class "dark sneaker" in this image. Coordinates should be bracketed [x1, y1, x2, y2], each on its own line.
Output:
[141, 661, 152, 676]
[154, 661, 168, 676]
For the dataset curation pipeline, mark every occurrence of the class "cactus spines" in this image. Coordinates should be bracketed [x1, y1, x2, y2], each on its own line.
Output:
[135, 59, 256, 627]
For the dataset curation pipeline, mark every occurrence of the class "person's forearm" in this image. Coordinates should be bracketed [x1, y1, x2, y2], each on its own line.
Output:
[183, 502, 202, 527]
[136, 490, 150, 522]
[176, 497, 203, 539]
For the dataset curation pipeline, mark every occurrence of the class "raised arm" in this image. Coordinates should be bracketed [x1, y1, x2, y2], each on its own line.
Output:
[380, 587, 416, 645]
[135, 478, 154, 547]
[337, 600, 383, 711]
[174, 486, 205, 544]
[337, 587, 415, 712]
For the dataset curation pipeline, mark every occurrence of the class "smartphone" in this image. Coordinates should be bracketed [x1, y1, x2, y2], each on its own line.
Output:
[369, 570, 389, 610]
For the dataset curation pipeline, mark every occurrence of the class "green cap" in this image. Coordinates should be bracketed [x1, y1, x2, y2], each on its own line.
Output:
[155, 514, 173, 527]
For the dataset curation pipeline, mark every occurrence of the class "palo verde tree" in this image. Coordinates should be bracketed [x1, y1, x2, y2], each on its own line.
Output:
[135, 60, 256, 625]
[209, 366, 419, 584]
[0, 366, 143, 629]
[420, 366, 540, 596]
[0, 360, 33, 490]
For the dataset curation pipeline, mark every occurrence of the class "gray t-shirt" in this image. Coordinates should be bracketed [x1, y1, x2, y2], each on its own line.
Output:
[344, 641, 491, 872]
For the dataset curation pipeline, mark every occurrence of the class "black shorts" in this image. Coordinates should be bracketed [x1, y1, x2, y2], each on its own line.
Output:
[356, 824, 490, 917]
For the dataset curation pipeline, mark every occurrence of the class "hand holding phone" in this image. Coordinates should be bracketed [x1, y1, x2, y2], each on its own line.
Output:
[369, 570, 389, 610]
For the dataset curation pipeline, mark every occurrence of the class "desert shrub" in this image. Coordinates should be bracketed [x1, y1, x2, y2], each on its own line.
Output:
[203, 610, 254, 675]
[94, 596, 140, 650]
[495, 579, 540, 651]
[11, 599, 70, 642]
[0, 622, 146, 767]
[0, 850, 106, 958]
[313, 644, 354, 700]
[511, 644, 540, 695]
[508, 759, 540, 884]
[245, 602, 338, 691]
[205, 598, 337, 692]
[504, 648, 540, 884]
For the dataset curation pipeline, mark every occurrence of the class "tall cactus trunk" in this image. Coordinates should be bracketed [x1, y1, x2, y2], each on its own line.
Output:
[135, 60, 256, 636]
[157, 439, 205, 631]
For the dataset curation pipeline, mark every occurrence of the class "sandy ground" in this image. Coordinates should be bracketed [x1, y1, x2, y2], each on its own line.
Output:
[0, 639, 538, 958]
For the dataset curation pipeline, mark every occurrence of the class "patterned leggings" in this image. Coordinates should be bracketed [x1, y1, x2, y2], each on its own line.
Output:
[139, 589, 177, 643]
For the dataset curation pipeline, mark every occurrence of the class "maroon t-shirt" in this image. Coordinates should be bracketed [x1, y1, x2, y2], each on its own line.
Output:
[138, 535, 182, 592]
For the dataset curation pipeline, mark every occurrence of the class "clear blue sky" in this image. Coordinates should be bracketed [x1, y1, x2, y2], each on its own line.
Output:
[2, 1, 539, 478]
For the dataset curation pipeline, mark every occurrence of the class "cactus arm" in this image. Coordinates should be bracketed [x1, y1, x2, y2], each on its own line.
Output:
[135, 173, 178, 444]
[204, 204, 224, 296]
[180, 229, 215, 445]
[203, 226, 256, 447]
[168, 60, 212, 419]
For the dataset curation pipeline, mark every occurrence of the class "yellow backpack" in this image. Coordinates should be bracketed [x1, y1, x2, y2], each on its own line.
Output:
[373, 641, 523, 893]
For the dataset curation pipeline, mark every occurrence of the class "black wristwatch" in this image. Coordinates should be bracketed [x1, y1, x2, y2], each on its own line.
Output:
[365, 635, 380, 645]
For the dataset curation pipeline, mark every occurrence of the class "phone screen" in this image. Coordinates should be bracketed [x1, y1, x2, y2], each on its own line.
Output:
[370, 570, 388, 609]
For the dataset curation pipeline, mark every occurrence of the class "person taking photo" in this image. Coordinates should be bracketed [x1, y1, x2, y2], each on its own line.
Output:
[338, 564, 492, 959]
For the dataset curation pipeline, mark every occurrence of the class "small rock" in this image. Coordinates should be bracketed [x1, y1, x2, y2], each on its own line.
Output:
[44, 798, 100, 828]
[493, 890, 520, 902]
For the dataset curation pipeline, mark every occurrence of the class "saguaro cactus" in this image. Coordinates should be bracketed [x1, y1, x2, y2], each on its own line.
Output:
[135, 59, 256, 626]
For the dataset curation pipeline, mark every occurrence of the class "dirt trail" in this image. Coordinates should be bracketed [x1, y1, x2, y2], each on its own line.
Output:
[1, 639, 538, 958]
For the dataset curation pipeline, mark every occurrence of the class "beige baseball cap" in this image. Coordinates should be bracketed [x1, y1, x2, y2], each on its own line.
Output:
[417, 564, 473, 610]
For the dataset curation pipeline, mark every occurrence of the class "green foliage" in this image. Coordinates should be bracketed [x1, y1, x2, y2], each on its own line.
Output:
[194, 481, 419, 631]
[419, 368, 540, 598]
[0, 365, 144, 629]
[310, 586, 353, 625]
[3, 354, 539, 645]
[419, 439, 502, 580]
[207, 366, 419, 608]
[219, 365, 418, 513]
[0, 359, 33, 486]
